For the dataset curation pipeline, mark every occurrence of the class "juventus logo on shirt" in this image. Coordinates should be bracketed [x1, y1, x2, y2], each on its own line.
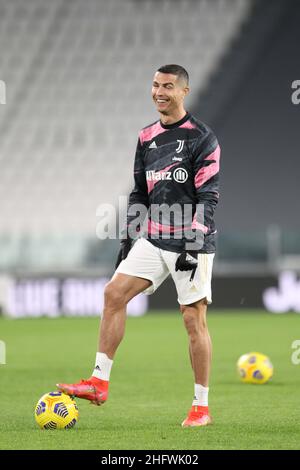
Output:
[175, 140, 184, 153]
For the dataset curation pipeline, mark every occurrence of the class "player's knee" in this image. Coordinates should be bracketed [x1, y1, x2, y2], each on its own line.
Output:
[182, 306, 207, 337]
[182, 311, 198, 336]
[104, 281, 126, 311]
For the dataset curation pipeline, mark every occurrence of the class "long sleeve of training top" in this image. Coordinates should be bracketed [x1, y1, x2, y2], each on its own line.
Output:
[185, 128, 220, 252]
[123, 138, 149, 241]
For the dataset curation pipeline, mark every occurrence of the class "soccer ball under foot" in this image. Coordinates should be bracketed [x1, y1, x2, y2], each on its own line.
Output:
[35, 391, 79, 430]
[237, 352, 273, 384]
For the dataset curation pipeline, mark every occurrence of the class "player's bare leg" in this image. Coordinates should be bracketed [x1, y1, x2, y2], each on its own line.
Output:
[188, 334, 212, 381]
[181, 298, 212, 427]
[183, 299, 211, 386]
[57, 273, 151, 405]
[98, 273, 151, 358]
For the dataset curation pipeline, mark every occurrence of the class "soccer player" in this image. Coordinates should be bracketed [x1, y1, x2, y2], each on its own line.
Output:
[57, 64, 221, 427]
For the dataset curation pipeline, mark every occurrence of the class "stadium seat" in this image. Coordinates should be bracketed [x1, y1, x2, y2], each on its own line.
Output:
[0, 0, 252, 268]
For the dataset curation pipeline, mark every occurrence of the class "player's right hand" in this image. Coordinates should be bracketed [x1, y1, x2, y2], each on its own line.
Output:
[175, 251, 198, 281]
[115, 239, 133, 269]
[175, 251, 198, 272]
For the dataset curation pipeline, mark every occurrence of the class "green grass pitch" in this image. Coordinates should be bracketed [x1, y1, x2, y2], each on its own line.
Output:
[0, 311, 299, 450]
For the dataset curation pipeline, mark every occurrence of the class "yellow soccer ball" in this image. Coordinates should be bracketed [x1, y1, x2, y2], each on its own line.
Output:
[237, 352, 273, 384]
[35, 391, 79, 430]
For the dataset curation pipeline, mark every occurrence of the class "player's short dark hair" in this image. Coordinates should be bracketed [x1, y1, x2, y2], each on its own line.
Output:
[157, 64, 189, 85]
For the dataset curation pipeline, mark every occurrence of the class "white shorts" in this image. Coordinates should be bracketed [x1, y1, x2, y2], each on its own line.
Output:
[116, 238, 215, 305]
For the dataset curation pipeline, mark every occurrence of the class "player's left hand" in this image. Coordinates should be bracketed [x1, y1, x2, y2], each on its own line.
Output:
[175, 251, 198, 281]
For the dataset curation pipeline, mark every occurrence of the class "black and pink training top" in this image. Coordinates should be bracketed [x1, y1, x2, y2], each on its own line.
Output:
[125, 112, 221, 254]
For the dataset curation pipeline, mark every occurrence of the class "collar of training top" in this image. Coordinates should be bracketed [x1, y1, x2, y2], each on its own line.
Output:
[160, 112, 190, 130]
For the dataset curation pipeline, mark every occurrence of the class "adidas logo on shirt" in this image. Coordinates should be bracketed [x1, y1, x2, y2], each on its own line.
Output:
[149, 141, 157, 149]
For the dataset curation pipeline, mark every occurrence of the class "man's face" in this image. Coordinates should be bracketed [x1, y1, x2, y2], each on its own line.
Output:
[152, 72, 189, 115]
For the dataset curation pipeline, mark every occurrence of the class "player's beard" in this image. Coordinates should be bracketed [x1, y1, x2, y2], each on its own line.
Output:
[156, 101, 173, 116]
[153, 96, 172, 115]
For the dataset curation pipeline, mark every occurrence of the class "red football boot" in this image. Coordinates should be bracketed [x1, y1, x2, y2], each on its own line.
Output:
[181, 405, 212, 427]
[56, 377, 109, 406]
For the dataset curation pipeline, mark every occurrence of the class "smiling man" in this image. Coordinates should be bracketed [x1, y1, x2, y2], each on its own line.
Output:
[152, 66, 189, 122]
[57, 64, 221, 428]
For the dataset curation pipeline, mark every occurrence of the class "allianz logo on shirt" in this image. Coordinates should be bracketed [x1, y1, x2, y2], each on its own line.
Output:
[146, 167, 188, 183]
[146, 170, 172, 181]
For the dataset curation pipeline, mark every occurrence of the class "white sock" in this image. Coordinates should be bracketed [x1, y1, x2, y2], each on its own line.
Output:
[192, 384, 209, 407]
[92, 352, 113, 381]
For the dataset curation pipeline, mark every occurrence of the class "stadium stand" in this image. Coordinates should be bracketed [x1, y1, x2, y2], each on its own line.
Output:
[192, 0, 300, 268]
[0, 0, 253, 269]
